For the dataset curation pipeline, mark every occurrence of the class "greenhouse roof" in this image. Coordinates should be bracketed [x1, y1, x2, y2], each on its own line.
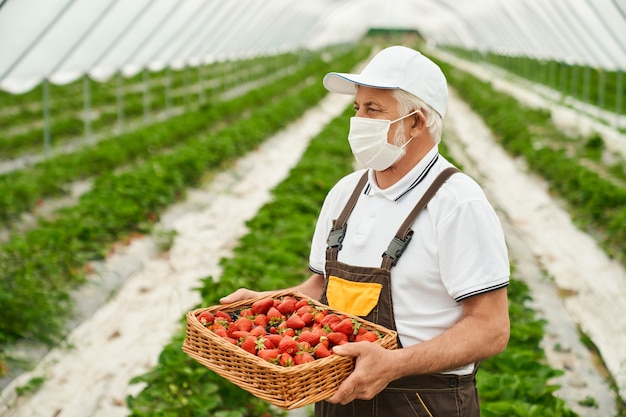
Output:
[1, 0, 625, 94]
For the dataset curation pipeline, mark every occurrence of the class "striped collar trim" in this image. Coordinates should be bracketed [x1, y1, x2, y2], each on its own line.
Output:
[364, 150, 440, 201]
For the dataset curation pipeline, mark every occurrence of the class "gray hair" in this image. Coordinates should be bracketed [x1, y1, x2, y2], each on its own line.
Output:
[393, 89, 443, 144]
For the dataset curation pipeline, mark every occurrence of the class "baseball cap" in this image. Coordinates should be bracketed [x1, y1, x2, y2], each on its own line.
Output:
[323, 46, 448, 118]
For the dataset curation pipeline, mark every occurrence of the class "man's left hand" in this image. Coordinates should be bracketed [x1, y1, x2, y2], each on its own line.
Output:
[326, 341, 395, 404]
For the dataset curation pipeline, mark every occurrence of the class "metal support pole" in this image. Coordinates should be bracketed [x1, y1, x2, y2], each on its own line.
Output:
[616, 71, 623, 125]
[143, 69, 150, 123]
[117, 72, 124, 135]
[83, 74, 92, 144]
[165, 67, 172, 116]
[43, 79, 51, 157]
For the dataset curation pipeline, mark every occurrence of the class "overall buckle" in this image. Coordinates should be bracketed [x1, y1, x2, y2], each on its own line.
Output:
[383, 231, 414, 266]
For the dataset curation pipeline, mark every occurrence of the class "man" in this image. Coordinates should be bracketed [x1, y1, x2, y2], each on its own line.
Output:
[221, 45, 510, 416]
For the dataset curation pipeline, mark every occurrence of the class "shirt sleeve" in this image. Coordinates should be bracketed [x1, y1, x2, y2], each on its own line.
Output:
[438, 198, 510, 301]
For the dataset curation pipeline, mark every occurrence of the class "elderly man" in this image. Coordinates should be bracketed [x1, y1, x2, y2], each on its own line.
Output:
[221, 45, 510, 416]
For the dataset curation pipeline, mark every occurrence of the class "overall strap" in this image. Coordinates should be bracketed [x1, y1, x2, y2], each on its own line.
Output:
[381, 167, 460, 269]
[326, 171, 369, 261]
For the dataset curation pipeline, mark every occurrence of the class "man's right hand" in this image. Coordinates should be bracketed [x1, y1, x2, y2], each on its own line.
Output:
[219, 288, 269, 305]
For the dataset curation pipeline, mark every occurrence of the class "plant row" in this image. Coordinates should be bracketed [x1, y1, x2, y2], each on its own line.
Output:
[445, 46, 625, 119]
[438, 58, 626, 265]
[0, 52, 306, 159]
[0, 49, 350, 230]
[0, 45, 370, 346]
[125, 101, 578, 416]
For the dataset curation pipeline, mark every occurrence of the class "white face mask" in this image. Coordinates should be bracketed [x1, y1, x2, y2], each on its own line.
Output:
[347, 111, 418, 171]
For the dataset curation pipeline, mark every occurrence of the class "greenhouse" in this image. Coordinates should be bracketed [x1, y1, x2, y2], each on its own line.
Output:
[0, 0, 625, 416]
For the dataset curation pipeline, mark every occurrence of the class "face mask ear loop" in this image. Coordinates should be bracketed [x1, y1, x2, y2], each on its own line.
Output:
[390, 109, 420, 124]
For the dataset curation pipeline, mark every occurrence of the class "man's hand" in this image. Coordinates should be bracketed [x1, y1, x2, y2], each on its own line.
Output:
[326, 342, 395, 404]
[219, 288, 266, 304]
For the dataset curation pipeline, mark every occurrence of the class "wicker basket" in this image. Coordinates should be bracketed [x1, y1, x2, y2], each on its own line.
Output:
[182, 290, 398, 410]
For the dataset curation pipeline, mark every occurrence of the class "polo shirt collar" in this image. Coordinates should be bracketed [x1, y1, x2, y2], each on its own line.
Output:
[366, 146, 440, 201]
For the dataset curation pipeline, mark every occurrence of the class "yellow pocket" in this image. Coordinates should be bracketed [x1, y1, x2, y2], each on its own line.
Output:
[326, 276, 382, 317]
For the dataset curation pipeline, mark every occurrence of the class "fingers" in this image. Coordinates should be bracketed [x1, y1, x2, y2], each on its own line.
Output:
[219, 288, 259, 304]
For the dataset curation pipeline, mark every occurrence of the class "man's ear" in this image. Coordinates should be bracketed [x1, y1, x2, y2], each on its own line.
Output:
[411, 109, 424, 130]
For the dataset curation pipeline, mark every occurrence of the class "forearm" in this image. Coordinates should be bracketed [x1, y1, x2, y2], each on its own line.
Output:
[288, 273, 325, 300]
[387, 289, 510, 378]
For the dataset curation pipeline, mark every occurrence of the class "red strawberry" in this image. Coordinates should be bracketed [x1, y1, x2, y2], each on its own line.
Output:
[253, 314, 268, 327]
[279, 353, 294, 367]
[257, 348, 280, 362]
[313, 343, 332, 358]
[234, 317, 253, 332]
[286, 314, 306, 330]
[313, 309, 328, 324]
[239, 308, 254, 318]
[197, 311, 214, 326]
[266, 307, 284, 325]
[251, 298, 275, 315]
[215, 310, 232, 322]
[230, 330, 250, 340]
[256, 336, 274, 350]
[297, 305, 315, 316]
[321, 313, 341, 327]
[266, 334, 283, 347]
[294, 351, 315, 365]
[295, 299, 310, 309]
[355, 331, 379, 342]
[297, 330, 320, 346]
[298, 341, 311, 352]
[332, 318, 358, 336]
[250, 325, 267, 337]
[300, 312, 314, 325]
[240, 335, 258, 355]
[278, 335, 299, 355]
[276, 298, 297, 315]
[280, 327, 296, 338]
[327, 332, 349, 345]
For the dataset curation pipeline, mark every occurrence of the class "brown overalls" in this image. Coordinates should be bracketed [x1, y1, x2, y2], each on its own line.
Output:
[315, 167, 481, 417]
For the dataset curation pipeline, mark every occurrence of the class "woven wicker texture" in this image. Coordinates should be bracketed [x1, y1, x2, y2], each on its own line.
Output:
[182, 290, 398, 410]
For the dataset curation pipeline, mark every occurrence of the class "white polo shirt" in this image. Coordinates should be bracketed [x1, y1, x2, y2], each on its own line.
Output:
[309, 146, 509, 371]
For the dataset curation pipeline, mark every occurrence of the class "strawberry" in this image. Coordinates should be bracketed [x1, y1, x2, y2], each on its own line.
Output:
[278, 335, 299, 355]
[355, 331, 379, 342]
[300, 312, 314, 326]
[266, 334, 283, 347]
[297, 305, 315, 316]
[251, 297, 275, 315]
[295, 299, 310, 309]
[280, 327, 296, 338]
[234, 317, 253, 332]
[276, 298, 297, 315]
[266, 307, 284, 325]
[215, 310, 232, 322]
[313, 343, 332, 358]
[239, 308, 254, 318]
[240, 335, 258, 355]
[197, 311, 214, 326]
[327, 332, 349, 345]
[321, 313, 341, 327]
[298, 341, 312, 352]
[297, 330, 320, 346]
[286, 314, 306, 330]
[257, 348, 280, 362]
[256, 336, 274, 350]
[313, 309, 328, 324]
[294, 351, 315, 365]
[332, 318, 358, 336]
[279, 353, 294, 367]
[253, 314, 268, 327]
[230, 330, 250, 340]
[250, 325, 267, 337]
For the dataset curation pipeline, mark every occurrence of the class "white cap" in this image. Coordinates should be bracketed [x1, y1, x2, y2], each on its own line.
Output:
[323, 46, 448, 118]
